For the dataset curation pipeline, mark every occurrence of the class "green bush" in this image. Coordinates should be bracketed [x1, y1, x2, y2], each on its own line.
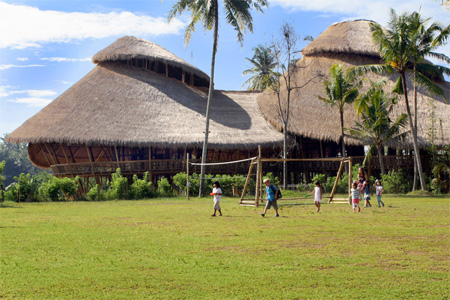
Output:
[130, 172, 154, 199]
[4, 185, 18, 202]
[380, 170, 412, 194]
[87, 184, 106, 201]
[109, 168, 128, 199]
[157, 177, 173, 197]
[58, 177, 79, 200]
[38, 179, 61, 201]
[14, 173, 39, 202]
[430, 178, 447, 195]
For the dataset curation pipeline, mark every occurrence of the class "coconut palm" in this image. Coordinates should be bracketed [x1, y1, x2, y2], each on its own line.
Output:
[168, 0, 268, 196]
[350, 9, 448, 190]
[350, 80, 409, 174]
[319, 64, 359, 160]
[242, 45, 279, 91]
[405, 12, 450, 190]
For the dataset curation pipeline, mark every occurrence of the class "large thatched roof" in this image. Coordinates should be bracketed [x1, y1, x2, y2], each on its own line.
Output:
[258, 20, 450, 149]
[302, 20, 380, 58]
[92, 36, 210, 82]
[6, 60, 283, 149]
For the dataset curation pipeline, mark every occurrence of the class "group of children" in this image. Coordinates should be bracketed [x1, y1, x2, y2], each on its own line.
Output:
[351, 168, 385, 213]
[209, 167, 386, 216]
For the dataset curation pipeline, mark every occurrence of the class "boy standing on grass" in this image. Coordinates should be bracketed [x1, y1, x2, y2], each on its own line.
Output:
[309, 181, 322, 212]
[351, 182, 361, 213]
[261, 178, 279, 217]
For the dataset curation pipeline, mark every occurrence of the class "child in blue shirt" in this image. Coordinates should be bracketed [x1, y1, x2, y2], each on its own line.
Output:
[261, 178, 279, 217]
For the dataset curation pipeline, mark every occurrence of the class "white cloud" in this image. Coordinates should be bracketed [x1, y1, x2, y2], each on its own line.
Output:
[0, 86, 56, 107]
[16, 57, 28, 61]
[40, 57, 91, 62]
[0, 2, 186, 49]
[0, 64, 44, 70]
[9, 97, 52, 107]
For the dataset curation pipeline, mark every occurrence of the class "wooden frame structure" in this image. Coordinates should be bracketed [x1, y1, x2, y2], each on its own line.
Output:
[239, 155, 353, 207]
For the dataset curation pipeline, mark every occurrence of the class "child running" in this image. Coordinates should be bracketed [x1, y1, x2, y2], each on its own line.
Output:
[210, 181, 222, 216]
[351, 182, 361, 213]
[309, 181, 322, 212]
[374, 179, 385, 207]
[363, 180, 372, 207]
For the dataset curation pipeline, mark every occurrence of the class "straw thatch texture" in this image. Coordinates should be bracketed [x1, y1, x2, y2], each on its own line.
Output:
[258, 52, 450, 149]
[92, 36, 210, 82]
[6, 62, 283, 149]
[302, 20, 380, 58]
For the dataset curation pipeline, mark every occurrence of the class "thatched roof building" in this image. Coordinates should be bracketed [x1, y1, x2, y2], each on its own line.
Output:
[258, 20, 450, 150]
[6, 36, 283, 177]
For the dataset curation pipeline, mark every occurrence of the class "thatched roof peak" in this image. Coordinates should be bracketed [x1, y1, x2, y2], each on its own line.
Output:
[302, 19, 380, 58]
[92, 36, 210, 82]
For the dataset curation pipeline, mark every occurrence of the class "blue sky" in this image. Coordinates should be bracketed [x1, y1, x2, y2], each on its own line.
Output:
[0, 0, 449, 137]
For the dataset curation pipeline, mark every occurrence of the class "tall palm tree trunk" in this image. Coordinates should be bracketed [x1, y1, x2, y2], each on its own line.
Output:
[340, 109, 348, 173]
[377, 144, 385, 175]
[199, 0, 219, 197]
[412, 67, 418, 191]
[401, 72, 426, 190]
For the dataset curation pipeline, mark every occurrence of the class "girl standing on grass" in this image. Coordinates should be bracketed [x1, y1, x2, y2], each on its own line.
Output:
[309, 181, 322, 212]
[374, 180, 385, 207]
[351, 182, 361, 213]
[210, 181, 222, 217]
[363, 180, 372, 208]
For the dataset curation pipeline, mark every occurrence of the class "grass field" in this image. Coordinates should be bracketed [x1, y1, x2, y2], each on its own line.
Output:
[1, 195, 449, 299]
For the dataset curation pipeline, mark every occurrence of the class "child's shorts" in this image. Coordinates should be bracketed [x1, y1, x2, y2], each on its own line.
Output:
[364, 195, 371, 200]
[265, 200, 278, 210]
[352, 202, 360, 209]
[314, 200, 321, 204]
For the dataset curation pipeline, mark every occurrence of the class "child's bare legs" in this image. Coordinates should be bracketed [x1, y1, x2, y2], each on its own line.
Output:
[315, 202, 320, 212]
[218, 209, 222, 216]
[211, 209, 217, 216]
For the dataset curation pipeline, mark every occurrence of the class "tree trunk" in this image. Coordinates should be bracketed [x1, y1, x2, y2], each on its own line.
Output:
[412, 67, 418, 191]
[340, 109, 348, 173]
[199, 1, 218, 197]
[283, 122, 287, 189]
[401, 72, 426, 190]
[377, 144, 385, 175]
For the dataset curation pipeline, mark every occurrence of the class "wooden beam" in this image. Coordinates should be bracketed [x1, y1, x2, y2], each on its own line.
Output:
[44, 144, 58, 165]
[186, 153, 190, 201]
[240, 158, 255, 204]
[328, 159, 345, 203]
[182, 70, 186, 84]
[165, 63, 169, 77]
[86, 145, 95, 176]
[39, 144, 53, 167]
[114, 146, 120, 169]
[60, 144, 70, 164]
[190, 72, 194, 85]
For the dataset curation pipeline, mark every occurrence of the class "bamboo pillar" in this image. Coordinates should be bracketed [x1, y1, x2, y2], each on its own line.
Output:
[186, 153, 190, 200]
[328, 159, 344, 203]
[255, 149, 261, 207]
[182, 70, 186, 84]
[240, 159, 255, 204]
[114, 146, 120, 170]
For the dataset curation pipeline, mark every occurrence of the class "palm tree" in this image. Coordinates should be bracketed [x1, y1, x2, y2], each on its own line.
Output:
[319, 64, 359, 161]
[350, 80, 409, 174]
[405, 12, 450, 190]
[242, 45, 279, 91]
[168, 0, 268, 196]
[350, 9, 448, 190]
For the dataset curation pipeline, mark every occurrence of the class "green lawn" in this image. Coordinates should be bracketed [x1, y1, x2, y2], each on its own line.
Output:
[1, 195, 449, 299]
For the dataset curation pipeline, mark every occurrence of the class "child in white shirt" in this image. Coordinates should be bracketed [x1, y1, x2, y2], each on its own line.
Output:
[210, 181, 222, 216]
